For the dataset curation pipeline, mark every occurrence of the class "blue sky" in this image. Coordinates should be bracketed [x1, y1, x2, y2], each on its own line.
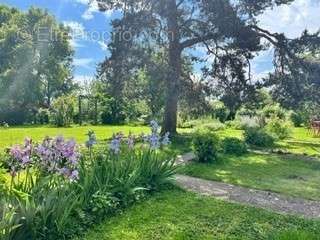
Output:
[2, 0, 320, 83]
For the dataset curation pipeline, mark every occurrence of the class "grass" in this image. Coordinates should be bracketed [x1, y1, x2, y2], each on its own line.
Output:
[1, 125, 318, 156]
[215, 128, 320, 156]
[0, 125, 149, 149]
[181, 152, 320, 201]
[79, 187, 320, 240]
[2, 125, 320, 239]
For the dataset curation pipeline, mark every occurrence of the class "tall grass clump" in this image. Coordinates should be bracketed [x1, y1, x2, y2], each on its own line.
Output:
[0, 121, 176, 239]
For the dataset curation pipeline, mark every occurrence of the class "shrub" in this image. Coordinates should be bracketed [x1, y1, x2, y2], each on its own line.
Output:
[181, 118, 225, 131]
[100, 97, 127, 124]
[290, 111, 304, 127]
[222, 137, 247, 155]
[0, 122, 9, 129]
[233, 115, 261, 130]
[192, 131, 219, 163]
[50, 95, 76, 127]
[266, 117, 291, 140]
[210, 101, 229, 123]
[260, 104, 287, 120]
[244, 127, 275, 147]
[35, 108, 50, 125]
[197, 122, 225, 132]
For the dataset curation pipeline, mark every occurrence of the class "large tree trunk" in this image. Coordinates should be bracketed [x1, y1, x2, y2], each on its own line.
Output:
[162, 0, 181, 134]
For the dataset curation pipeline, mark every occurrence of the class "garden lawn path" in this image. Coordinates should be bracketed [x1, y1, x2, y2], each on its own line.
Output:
[175, 152, 320, 219]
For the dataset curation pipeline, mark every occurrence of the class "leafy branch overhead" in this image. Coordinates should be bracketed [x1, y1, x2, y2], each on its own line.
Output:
[95, 0, 320, 133]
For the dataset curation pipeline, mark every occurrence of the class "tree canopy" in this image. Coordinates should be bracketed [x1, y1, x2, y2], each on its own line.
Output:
[95, 0, 320, 133]
[0, 6, 74, 124]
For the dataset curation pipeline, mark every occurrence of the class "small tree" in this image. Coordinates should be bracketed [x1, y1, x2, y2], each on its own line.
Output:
[51, 95, 76, 127]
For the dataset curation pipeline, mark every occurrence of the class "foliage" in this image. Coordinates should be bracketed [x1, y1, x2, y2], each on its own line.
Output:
[244, 127, 275, 147]
[266, 117, 291, 140]
[180, 117, 224, 131]
[192, 131, 219, 163]
[199, 122, 226, 133]
[221, 137, 247, 155]
[95, 0, 309, 133]
[50, 95, 76, 127]
[0, 122, 9, 129]
[0, 121, 176, 239]
[259, 104, 287, 121]
[293, 101, 320, 126]
[0, 6, 74, 125]
[207, 54, 259, 120]
[100, 97, 127, 124]
[209, 101, 229, 123]
[268, 46, 320, 110]
[290, 111, 305, 127]
[35, 108, 50, 125]
[231, 115, 261, 130]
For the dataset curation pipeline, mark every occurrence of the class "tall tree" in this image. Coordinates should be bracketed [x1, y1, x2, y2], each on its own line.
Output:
[96, 0, 318, 133]
[0, 6, 74, 124]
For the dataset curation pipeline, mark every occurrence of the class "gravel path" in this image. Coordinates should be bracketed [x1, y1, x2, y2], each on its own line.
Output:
[175, 152, 320, 219]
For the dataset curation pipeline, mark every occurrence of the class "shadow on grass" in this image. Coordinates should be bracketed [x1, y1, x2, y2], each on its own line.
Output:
[166, 133, 194, 156]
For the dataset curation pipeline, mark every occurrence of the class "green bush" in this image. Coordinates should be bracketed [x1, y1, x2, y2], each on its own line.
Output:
[290, 111, 304, 127]
[244, 127, 275, 147]
[232, 116, 260, 130]
[192, 131, 219, 163]
[36, 108, 50, 125]
[210, 101, 229, 123]
[222, 137, 247, 155]
[197, 122, 225, 133]
[50, 95, 76, 127]
[266, 117, 291, 140]
[260, 104, 287, 120]
[181, 118, 225, 131]
[100, 97, 127, 124]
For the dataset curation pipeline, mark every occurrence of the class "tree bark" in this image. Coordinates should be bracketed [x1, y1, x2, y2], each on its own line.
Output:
[162, 0, 181, 134]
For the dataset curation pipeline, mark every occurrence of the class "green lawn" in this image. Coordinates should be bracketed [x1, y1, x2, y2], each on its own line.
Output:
[181, 152, 320, 201]
[215, 127, 320, 156]
[79, 188, 320, 240]
[1, 126, 318, 155]
[0, 125, 149, 149]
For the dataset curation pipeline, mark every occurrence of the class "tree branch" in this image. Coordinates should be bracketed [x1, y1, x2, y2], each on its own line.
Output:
[180, 33, 219, 49]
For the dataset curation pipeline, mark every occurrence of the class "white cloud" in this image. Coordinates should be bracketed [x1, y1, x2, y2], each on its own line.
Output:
[74, 0, 90, 4]
[74, 74, 94, 84]
[97, 40, 108, 51]
[251, 0, 320, 77]
[70, 38, 84, 48]
[73, 58, 95, 69]
[68, 0, 114, 20]
[63, 21, 85, 36]
[251, 48, 274, 81]
[258, 0, 320, 38]
[63, 21, 87, 48]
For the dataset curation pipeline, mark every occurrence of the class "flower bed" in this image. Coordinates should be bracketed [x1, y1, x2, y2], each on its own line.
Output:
[0, 121, 176, 240]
